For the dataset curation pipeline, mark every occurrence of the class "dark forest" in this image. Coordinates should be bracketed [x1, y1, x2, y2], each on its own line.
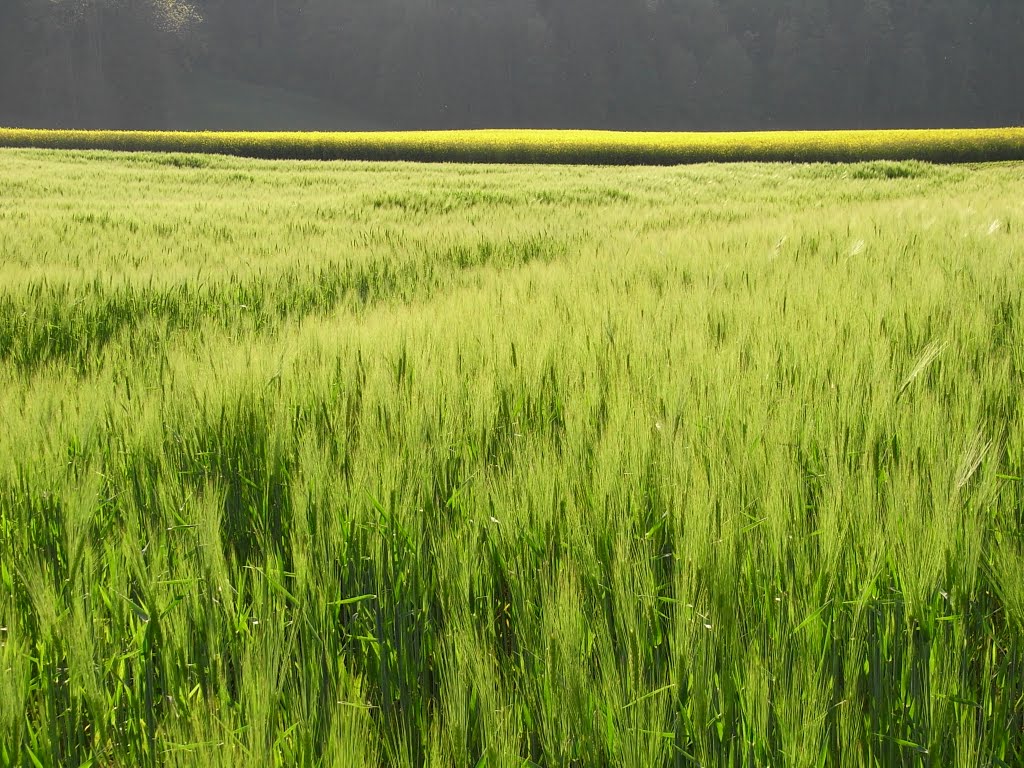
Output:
[1, 0, 1022, 131]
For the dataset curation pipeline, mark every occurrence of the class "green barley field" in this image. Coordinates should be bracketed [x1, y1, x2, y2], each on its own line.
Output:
[1, 148, 1022, 767]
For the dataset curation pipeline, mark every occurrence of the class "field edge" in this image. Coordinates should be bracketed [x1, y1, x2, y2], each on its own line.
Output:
[2, 126, 1024, 165]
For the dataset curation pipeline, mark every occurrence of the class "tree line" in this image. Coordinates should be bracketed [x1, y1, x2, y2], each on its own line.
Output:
[2, 0, 1022, 130]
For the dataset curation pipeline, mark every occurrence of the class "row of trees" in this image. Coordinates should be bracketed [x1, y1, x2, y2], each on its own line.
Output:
[2, 0, 1022, 130]
[0, 0, 200, 128]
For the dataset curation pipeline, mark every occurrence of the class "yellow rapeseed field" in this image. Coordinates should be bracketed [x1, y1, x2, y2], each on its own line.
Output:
[1, 126, 1023, 163]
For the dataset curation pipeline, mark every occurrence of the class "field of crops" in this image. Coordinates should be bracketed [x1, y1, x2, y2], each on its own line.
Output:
[1, 148, 1022, 766]
[2, 127, 1024, 165]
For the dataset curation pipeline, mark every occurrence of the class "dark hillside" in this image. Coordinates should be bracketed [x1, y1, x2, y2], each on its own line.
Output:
[1, 0, 1022, 131]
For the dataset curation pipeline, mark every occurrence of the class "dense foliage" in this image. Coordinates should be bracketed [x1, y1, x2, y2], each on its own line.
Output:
[1, 0, 1022, 130]
[3, 127, 1024, 164]
[1, 149, 1023, 766]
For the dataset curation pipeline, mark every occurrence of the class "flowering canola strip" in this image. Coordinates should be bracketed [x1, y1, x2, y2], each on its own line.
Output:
[1, 127, 1023, 164]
